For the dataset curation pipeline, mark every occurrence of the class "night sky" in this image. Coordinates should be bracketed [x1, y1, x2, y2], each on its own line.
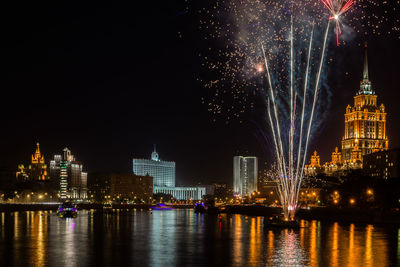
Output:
[1, 2, 399, 185]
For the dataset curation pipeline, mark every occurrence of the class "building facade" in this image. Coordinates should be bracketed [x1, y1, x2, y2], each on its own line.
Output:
[50, 148, 88, 200]
[16, 143, 48, 181]
[154, 186, 206, 201]
[233, 156, 258, 196]
[363, 149, 400, 179]
[87, 172, 111, 202]
[133, 149, 175, 187]
[110, 173, 153, 202]
[133, 147, 206, 200]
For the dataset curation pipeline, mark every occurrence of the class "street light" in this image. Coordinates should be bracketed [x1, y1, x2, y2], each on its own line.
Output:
[367, 189, 373, 195]
[349, 198, 355, 204]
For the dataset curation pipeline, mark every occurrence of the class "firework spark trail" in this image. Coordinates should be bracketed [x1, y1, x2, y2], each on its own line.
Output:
[299, 20, 331, 203]
[263, 18, 331, 220]
[295, 25, 314, 183]
[289, 16, 294, 186]
[267, 99, 288, 207]
[262, 44, 290, 203]
[261, 44, 288, 184]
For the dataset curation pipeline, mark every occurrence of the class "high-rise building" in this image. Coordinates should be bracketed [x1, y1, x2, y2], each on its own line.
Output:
[341, 43, 388, 163]
[16, 143, 48, 181]
[133, 147, 175, 187]
[50, 148, 87, 200]
[305, 43, 389, 176]
[132, 146, 206, 200]
[233, 156, 258, 196]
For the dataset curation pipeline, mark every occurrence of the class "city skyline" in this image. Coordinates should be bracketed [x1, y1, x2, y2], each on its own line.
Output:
[1, 2, 400, 186]
[1, 2, 400, 266]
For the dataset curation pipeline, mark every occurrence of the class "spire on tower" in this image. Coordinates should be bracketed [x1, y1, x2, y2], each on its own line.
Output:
[358, 42, 374, 95]
[151, 144, 159, 161]
[363, 42, 369, 81]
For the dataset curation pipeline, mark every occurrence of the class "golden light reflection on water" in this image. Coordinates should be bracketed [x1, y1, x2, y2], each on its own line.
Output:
[365, 225, 373, 267]
[331, 222, 339, 267]
[249, 217, 261, 264]
[309, 220, 318, 267]
[348, 224, 355, 267]
[232, 215, 242, 265]
[0, 210, 397, 266]
[14, 212, 19, 240]
[370, 225, 388, 267]
[34, 212, 46, 266]
[267, 230, 274, 258]
[1, 212, 4, 239]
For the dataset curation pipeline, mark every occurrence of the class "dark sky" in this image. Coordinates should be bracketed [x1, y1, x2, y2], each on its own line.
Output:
[1, 2, 399, 185]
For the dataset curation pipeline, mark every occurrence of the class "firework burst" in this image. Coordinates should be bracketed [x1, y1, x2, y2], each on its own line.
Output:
[192, 0, 400, 219]
[320, 0, 355, 46]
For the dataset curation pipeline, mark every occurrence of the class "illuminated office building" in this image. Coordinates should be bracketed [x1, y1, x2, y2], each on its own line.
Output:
[50, 148, 87, 200]
[233, 156, 258, 196]
[133, 146, 206, 200]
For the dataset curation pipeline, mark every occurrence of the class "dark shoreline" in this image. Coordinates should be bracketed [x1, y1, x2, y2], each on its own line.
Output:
[2, 203, 400, 224]
[0, 203, 193, 212]
[221, 205, 400, 225]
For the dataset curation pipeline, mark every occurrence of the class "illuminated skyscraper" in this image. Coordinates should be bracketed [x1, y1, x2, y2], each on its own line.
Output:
[233, 156, 258, 196]
[50, 148, 87, 200]
[341, 43, 388, 163]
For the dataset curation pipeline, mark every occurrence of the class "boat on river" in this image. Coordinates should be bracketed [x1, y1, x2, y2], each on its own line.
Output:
[264, 215, 300, 229]
[57, 202, 78, 218]
[151, 203, 173, 210]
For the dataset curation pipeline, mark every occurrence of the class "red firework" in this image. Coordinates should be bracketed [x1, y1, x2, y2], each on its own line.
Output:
[320, 0, 354, 46]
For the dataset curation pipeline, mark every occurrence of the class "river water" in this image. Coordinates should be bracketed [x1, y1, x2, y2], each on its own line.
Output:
[0, 209, 399, 266]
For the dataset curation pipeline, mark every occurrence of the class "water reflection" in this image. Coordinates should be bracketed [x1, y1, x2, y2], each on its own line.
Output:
[309, 220, 318, 267]
[0, 210, 398, 266]
[331, 222, 339, 267]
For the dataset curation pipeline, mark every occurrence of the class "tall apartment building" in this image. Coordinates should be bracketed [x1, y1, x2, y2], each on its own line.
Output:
[233, 156, 258, 196]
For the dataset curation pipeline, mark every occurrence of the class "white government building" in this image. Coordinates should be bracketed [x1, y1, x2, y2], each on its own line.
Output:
[133, 147, 206, 200]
